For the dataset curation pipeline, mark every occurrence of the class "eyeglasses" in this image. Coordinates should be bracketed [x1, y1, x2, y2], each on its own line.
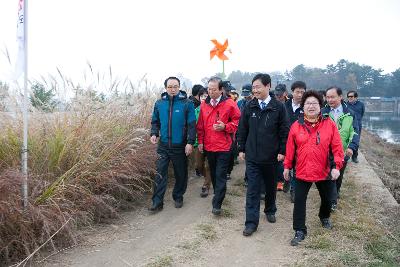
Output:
[167, 85, 179, 89]
[304, 102, 320, 107]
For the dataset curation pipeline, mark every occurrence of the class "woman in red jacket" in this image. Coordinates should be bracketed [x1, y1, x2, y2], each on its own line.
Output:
[283, 90, 344, 246]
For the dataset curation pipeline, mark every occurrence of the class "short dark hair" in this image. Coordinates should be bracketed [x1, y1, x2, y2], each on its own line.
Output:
[198, 87, 207, 97]
[291, 81, 307, 92]
[252, 73, 271, 86]
[326, 86, 343, 96]
[347, 90, 358, 97]
[164, 76, 180, 88]
[300, 90, 324, 109]
[191, 84, 204, 97]
[207, 76, 223, 90]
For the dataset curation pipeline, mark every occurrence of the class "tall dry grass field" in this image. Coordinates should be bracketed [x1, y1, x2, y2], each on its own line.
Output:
[0, 76, 160, 265]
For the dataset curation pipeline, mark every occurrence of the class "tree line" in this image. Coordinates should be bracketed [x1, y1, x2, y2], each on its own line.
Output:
[222, 59, 400, 97]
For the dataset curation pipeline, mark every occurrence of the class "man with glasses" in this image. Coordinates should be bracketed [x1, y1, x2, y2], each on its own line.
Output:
[149, 76, 196, 213]
[237, 73, 289, 236]
[346, 90, 365, 163]
[322, 86, 359, 211]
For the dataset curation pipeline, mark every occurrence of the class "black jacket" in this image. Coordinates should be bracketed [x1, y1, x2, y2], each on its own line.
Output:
[284, 99, 303, 126]
[237, 95, 290, 164]
[189, 95, 201, 109]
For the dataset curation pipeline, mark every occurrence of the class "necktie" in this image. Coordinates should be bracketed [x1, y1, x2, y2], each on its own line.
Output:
[260, 101, 266, 110]
[211, 99, 217, 107]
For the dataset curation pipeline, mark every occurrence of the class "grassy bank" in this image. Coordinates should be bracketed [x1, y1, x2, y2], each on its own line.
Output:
[0, 93, 158, 265]
[360, 130, 400, 203]
[296, 174, 400, 266]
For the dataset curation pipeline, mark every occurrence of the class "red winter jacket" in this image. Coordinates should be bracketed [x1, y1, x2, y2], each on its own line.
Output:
[197, 95, 241, 152]
[284, 115, 344, 182]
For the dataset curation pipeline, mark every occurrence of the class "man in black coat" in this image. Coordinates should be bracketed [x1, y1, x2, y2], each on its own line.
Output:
[284, 81, 306, 202]
[237, 73, 290, 236]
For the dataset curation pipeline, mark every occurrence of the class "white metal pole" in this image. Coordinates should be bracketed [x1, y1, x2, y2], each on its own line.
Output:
[22, 0, 29, 209]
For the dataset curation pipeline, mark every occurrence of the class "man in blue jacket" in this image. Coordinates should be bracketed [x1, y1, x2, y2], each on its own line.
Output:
[346, 90, 365, 163]
[149, 76, 196, 213]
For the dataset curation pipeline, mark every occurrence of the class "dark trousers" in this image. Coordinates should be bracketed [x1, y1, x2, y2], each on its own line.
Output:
[329, 160, 348, 203]
[352, 126, 362, 160]
[293, 179, 332, 234]
[206, 151, 230, 209]
[227, 142, 237, 175]
[152, 144, 188, 206]
[245, 161, 277, 229]
[276, 161, 284, 183]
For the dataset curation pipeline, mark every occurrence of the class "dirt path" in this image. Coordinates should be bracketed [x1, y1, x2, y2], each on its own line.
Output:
[41, 162, 307, 267]
[41, 154, 399, 267]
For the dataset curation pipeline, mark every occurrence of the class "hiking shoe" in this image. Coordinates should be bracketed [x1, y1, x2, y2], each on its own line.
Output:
[243, 227, 257, 236]
[200, 186, 209, 198]
[195, 168, 202, 177]
[321, 218, 333, 229]
[277, 182, 284, 191]
[212, 208, 222, 216]
[226, 173, 231, 180]
[283, 181, 290, 193]
[148, 203, 163, 214]
[266, 214, 276, 223]
[352, 157, 359, 163]
[290, 190, 295, 203]
[290, 231, 306, 246]
[174, 200, 183, 209]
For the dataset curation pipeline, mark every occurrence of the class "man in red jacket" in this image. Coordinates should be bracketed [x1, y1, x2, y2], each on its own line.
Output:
[197, 76, 241, 215]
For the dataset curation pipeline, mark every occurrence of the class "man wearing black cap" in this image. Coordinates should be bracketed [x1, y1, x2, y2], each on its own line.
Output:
[274, 84, 289, 103]
[237, 84, 253, 111]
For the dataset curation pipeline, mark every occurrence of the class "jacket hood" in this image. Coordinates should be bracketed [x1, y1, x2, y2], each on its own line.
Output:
[161, 90, 188, 100]
[189, 95, 201, 106]
[321, 101, 353, 117]
[298, 112, 329, 125]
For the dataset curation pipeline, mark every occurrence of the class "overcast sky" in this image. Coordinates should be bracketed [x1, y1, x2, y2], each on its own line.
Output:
[0, 0, 399, 86]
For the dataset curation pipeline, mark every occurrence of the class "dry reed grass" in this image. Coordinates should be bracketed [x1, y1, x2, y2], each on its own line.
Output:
[0, 70, 162, 265]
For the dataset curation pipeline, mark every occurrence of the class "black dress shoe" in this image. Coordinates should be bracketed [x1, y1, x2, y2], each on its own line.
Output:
[212, 208, 222, 216]
[175, 200, 183, 208]
[266, 214, 276, 223]
[290, 230, 306, 246]
[148, 203, 163, 213]
[243, 227, 257, 236]
[200, 186, 209, 198]
[321, 218, 333, 229]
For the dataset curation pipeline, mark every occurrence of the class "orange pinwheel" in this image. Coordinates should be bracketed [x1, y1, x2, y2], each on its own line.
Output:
[210, 39, 230, 61]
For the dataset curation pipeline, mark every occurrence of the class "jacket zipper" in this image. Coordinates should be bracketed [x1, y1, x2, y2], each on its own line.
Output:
[168, 97, 174, 148]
